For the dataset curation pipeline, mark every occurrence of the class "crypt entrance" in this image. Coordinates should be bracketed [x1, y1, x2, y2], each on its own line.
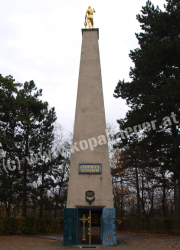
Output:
[64, 207, 116, 245]
[78, 209, 102, 245]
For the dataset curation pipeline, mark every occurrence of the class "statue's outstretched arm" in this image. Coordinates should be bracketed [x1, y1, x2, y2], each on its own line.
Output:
[85, 10, 88, 20]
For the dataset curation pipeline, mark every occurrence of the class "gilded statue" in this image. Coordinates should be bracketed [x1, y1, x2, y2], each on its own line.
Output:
[84, 6, 95, 29]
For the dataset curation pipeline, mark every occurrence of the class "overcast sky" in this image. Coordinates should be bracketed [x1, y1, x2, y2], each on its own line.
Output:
[0, 0, 166, 133]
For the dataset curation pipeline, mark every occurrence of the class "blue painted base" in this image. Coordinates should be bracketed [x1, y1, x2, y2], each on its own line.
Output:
[64, 208, 116, 245]
[102, 208, 116, 245]
[64, 208, 77, 245]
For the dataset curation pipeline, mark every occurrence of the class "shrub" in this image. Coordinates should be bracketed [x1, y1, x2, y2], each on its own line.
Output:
[116, 217, 180, 233]
[0, 217, 63, 235]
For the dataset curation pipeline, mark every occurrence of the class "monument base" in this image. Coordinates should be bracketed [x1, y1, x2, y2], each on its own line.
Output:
[64, 207, 116, 245]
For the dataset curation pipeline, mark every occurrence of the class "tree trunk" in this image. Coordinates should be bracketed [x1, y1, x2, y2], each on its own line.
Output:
[140, 177, 146, 216]
[54, 180, 62, 218]
[135, 164, 140, 218]
[5, 203, 10, 217]
[174, 179, 178, 218]
[172, 124, 179, 218]
[177, 179, 180, 219]
[22, 162, 27, 218]
[23, 130, 29, 218]
[39, 170, 44, 218]
[162, 172, 167, 218]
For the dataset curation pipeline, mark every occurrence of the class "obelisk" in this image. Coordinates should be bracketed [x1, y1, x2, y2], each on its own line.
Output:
[64, 9, 116, 245]
[66, 29, 114, 208]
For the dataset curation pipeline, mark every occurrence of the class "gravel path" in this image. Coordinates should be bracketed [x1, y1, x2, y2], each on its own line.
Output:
[0, 234, 180, 250]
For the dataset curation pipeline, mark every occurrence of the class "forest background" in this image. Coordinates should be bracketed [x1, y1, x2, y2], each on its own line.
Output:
[0, 0, 180, 234]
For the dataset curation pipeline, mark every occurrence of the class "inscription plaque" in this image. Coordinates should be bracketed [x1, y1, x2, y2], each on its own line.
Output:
[79, 164, 102, 174]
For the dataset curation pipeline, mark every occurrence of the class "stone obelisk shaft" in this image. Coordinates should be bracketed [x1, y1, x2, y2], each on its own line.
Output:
[67, 29, 113, 208]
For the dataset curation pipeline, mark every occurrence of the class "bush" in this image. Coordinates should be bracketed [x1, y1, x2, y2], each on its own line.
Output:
[0, 217, 63, 235]
[116, 217, 180, 233]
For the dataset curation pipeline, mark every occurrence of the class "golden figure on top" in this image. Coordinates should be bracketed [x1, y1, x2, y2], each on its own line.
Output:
[84, 6, 95, 29]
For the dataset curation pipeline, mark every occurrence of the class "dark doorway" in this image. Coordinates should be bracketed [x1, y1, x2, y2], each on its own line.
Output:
[78, 209, 102, 245]
[91, 209, 102, 244]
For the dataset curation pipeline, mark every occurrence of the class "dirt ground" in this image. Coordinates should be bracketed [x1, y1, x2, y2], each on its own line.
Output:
[0, 235, 180, 250]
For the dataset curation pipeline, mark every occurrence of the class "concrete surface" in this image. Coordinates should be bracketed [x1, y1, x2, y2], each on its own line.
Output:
[67, 29, 113, 208]
[37, 233, 151, 247]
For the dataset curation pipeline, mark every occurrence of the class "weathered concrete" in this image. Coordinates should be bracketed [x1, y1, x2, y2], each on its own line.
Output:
[36, 233, 152, 247]
[66, 29, 113, 208]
